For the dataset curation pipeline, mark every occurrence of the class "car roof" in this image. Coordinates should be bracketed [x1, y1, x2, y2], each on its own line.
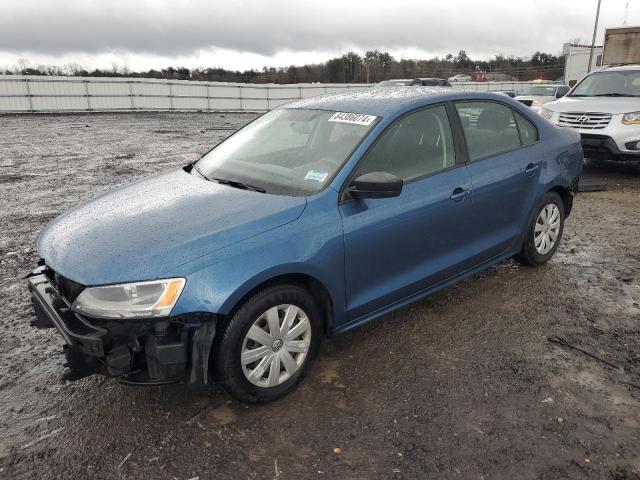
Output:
[282, 87, 521, 117]
[600, 64, 640, 72]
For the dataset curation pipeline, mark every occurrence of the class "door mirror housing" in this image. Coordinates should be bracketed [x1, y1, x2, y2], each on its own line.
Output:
[348, 172, 403, 199]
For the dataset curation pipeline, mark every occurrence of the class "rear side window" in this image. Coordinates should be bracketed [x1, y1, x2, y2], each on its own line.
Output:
[356, 105, 455, 181]
[514, 112, 538, 146]
[455, 102, 521, 161]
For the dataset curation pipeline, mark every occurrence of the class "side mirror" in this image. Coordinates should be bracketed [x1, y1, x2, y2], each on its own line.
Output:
[556, 90, 566, 98]
[348, 172, 403, 199]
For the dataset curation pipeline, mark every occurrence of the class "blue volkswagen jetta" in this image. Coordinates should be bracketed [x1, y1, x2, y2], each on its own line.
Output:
[28, 88, 582, 403]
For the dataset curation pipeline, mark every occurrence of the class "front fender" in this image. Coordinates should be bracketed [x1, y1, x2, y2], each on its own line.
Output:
[168, 191, 347, 327]
[215, 263, 336, 315]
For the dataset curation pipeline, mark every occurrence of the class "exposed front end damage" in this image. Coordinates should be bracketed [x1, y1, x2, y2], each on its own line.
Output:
[27, 264, 217, 387]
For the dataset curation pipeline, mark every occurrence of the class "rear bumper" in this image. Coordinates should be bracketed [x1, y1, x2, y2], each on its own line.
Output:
[27, 269, 217, 386]
[580, 134, 640, 161]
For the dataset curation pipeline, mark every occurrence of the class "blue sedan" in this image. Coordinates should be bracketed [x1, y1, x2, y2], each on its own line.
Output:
[28, 88, 583, 402]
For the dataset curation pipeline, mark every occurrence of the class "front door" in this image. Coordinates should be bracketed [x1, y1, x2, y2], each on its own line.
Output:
[339, 104, 474, 321]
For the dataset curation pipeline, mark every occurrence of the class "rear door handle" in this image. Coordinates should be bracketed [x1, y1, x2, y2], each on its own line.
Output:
[450, 187, 469, 202]
[525, 163, 540, 176]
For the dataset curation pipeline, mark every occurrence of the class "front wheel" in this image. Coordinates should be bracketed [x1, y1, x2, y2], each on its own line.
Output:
[213, 284, 322, 403]
[515, 191, 565, 266]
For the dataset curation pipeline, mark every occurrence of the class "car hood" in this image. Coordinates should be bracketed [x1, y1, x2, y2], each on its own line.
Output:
[37, 168, 307, 285]
[545, 96, 640, 114]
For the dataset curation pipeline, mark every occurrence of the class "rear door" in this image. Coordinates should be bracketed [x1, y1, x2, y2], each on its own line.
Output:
[339, 104, 475, 321]
[454, 101, 543, 264]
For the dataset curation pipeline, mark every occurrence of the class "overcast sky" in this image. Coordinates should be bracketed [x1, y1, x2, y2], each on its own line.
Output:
[1, 0, 638, 71]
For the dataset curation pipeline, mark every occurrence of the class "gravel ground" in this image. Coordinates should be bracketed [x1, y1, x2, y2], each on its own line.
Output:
[0, 112, 639, 480]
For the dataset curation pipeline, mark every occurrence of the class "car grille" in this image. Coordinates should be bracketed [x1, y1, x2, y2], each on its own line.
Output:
[558, 112, 612, 130]
[43, 266, 85, 303]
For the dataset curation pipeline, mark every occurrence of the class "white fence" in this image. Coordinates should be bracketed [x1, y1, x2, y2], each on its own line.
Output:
[0, 75, 557, 113]
[451, 81, 561, 92]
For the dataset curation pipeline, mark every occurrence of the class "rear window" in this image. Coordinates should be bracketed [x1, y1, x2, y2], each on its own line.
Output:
[514, 112, 538, 146]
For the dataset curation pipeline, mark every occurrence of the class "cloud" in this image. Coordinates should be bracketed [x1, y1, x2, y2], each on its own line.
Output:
[0, 0, 637, 70]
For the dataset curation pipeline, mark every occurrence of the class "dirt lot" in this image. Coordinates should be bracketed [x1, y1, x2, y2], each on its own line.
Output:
[0, 112, 639, 480]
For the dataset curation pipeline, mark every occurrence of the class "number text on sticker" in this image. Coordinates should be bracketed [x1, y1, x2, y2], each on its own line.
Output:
[328, 112, 377, 126]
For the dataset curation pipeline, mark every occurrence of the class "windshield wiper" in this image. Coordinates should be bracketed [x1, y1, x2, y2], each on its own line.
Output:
[190, 166, 267, 193]
[591, 93, 630, 97]
[212, 177, 266, 193]
[191, 163, 207, 178]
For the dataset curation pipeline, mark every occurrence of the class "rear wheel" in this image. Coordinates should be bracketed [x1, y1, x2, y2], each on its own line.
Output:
[516, 191, 565, 266]
[213, 284, 322, 403]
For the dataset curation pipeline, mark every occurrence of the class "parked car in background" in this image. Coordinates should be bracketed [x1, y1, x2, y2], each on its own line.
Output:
[414, 77, 452, 87]
[28, 89, 582, 403]
[542, 65, 640, 161]
[375, 78, 451, 88]
[448, 74, 472, 82]
[515, 84, 570, 113]
[375, 79, 416, 87]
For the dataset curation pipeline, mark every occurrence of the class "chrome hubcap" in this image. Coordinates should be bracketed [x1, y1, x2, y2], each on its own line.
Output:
[534, 203, 561, 255]
[241, 304, 312, 388]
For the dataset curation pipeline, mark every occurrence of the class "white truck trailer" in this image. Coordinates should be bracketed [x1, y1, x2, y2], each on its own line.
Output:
[602, 26, 640, 66]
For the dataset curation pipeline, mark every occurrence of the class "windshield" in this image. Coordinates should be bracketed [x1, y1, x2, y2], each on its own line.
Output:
[569, 70, 640, 97]
[195, 108, 378, 196]
[523, 86, 557, 96]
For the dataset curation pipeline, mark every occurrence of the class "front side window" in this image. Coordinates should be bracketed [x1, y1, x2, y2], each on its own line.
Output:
[456, 102, 521, 161]
[354, 105, 456, 181]
[196, 108, 378, 196]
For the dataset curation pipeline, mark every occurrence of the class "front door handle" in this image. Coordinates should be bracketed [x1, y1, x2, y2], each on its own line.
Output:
[450, 187, 469, 202]
[525, 163, 540, 176]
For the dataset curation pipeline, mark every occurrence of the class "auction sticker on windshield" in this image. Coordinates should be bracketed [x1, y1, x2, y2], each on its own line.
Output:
[304, 170, 329, 183]
[328, 112, 377, 126]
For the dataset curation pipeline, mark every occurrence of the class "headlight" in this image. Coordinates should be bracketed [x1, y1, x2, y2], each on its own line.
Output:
[71, 278, 185, 319]
[541, 108, 554, 120]
[622, 112, 640, 125]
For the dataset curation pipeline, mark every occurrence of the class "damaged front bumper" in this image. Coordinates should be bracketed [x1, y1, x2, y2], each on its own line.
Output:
[27, 266, 216, 387]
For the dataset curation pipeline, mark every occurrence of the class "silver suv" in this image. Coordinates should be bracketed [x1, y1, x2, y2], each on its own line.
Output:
[541, 65, 640, 161]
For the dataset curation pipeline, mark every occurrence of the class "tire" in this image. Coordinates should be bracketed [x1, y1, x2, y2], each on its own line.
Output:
[213, 284, 322, 403]
[515, 191, 565, 267]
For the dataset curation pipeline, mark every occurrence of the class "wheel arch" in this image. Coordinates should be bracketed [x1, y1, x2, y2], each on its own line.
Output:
[218, 270, 337, 337]
[547, 184, 574, 217]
